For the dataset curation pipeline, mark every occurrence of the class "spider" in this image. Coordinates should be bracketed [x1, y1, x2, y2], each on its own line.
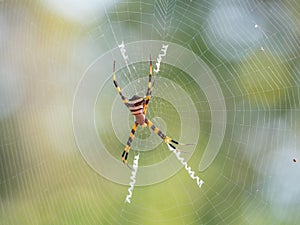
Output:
[113, 56, 186, 165]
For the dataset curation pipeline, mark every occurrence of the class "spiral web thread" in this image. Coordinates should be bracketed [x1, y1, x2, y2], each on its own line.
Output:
[2, 1, 300, 224]
[102, 1, 300, 223]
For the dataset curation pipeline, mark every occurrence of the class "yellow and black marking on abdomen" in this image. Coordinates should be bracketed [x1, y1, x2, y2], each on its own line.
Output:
[127, 95, 145, 115]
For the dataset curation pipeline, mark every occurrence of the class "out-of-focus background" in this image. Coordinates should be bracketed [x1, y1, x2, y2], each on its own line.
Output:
[1, 0, 300, 224]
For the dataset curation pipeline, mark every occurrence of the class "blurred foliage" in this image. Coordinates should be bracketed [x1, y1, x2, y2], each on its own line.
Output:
[1, 0, 300, 224]
[238, 52, 293, 109]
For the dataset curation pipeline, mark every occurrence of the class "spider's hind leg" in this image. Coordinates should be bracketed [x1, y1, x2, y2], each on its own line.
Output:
[122, 122, 138, 164]
[145, 118, 190, 152]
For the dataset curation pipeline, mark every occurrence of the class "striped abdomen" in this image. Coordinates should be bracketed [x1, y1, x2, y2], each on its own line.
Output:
[128, 95, 145, 125]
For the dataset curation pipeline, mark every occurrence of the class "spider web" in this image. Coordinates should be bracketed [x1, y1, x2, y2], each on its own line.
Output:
[1, 0, 300, 224]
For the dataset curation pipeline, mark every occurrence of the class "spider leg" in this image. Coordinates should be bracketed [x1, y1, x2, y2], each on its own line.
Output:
[145, 119, 188, 152]
[143, 55, 153, 115]
[122, 122, 138, 164]
[113, 61, 129, 106]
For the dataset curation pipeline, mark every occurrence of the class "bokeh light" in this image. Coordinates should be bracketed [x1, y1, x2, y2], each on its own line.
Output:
[1, 0, 300, 224]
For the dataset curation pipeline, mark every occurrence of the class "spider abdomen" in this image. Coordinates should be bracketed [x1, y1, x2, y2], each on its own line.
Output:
[128, 95, 146, 125]
[135, 114, 146, 125]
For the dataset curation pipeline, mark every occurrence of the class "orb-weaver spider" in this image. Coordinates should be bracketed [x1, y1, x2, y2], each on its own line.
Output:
[113, 56, 186, 165]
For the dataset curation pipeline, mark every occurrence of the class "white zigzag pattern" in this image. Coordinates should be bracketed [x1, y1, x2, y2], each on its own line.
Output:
[168, 145, 204, 188]
[125, 154, 140, 203]
[154, 44, 168, 73]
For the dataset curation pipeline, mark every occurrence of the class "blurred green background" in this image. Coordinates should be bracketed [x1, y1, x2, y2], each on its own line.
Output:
[1, 0, 300, 224]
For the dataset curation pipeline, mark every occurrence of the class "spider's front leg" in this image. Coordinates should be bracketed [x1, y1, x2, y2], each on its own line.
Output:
[143, 55, 154, 115]
[122, 122, 138, 164]
[113, 61, 129, 106]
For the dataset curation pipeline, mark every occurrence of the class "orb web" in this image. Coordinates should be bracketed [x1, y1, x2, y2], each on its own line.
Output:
[1, 0, 300, 224]
[74, 1, 298, 224]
